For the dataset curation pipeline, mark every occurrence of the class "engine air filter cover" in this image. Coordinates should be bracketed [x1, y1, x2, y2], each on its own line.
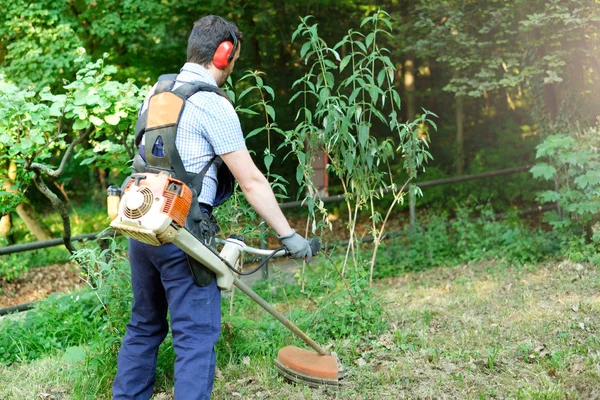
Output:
[110, 172, 193, 245]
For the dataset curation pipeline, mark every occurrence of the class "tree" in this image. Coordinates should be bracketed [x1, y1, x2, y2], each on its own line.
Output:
[0, 50, 147, 251]
[285, 11, 435, 284]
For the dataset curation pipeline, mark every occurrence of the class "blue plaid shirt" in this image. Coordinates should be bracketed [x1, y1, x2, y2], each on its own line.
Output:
[140, 63, 246, 205]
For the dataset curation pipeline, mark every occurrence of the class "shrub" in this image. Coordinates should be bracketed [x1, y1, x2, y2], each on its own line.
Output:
[531, 122, 600, 243]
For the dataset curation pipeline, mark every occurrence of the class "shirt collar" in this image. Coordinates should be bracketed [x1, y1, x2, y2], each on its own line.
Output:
[178, 62, 218, 86]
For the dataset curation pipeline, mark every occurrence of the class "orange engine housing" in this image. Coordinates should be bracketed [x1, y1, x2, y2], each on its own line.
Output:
[122, 172, 193, 227]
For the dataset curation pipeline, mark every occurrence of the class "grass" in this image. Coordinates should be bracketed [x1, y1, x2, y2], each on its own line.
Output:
[1, 202, 111, 282]
[0, 356, 76, 399]
[207, 259, 600, 399]
[1, 251, 598, 398]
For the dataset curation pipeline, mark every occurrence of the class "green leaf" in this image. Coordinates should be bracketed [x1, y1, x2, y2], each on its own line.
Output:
[264, 85, 275, 100]
[366, 32, 375, 48]
[89, 115, 104, 126]
[73, 118, 90, 130]
[80, 157, 96, 166]
[574, 172, 600, 190]
[73, 90, 89, 106]
[300, 42, 312, 58]
[296, 166, 304, 185]
[530, 163, 556, 180]
[86, 94, 100, 106]
[246, 127, 264, 139]
[340, 55, 352, 72]
[62, 346, 86, 362]
[537, 190, 561, 203]
[358, 124, 369, 148]
[49, 102, 64, 117]
[345, 152, 354, 173]
[264, 153, 274, 171]
[238, 86, 255, 101]
[265, 105, 276, 121]
[377, 69, 386, 87]
[104, 114, 120, 125]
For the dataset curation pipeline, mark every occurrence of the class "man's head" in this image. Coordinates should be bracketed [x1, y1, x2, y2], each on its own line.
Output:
[187, 15, 243, 86]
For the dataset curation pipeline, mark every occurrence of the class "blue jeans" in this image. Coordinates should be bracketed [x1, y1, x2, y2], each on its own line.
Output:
[113, 239, 221, 400]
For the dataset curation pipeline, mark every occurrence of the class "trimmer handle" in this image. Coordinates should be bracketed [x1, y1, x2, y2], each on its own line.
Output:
[308, 237, 321, 257]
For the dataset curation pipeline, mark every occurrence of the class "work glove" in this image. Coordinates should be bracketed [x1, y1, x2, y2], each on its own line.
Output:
[278, 229, 312, 263]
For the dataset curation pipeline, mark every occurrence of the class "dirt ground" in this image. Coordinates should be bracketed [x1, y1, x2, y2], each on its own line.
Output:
[0, 263, 85, 309]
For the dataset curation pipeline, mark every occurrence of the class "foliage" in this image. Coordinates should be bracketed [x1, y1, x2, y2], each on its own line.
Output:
[284, 10, 435, 282]
[0, 247, 70, 282]
[373, 205, 564, 278]
[0, 49, 147, 252]
[0, 289, 103, 366]
[0, 0, 85, 89]
[218, 256, 387, 366]
[531, 123, 600, 241]
[68, 238, 136, 397]
[305, 262, 387, 341]
[0, 50, 146, 195]
[404, 0, 599, 132]
[215, 72, 289, 242]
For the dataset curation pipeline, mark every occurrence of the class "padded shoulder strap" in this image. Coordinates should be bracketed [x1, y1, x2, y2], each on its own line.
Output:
[173, 82, 232, 105]
[155, 74, 178, 93]
[134, 76, 232, 192]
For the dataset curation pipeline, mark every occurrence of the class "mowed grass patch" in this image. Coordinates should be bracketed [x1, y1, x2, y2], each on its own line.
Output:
[1, 260, 598, 399]
[0, 356, 76, 399]
[214, 260, 599, 399]
[356, 260, 600, 399]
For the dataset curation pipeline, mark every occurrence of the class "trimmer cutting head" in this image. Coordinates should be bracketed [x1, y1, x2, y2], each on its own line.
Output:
[274, 346, 346, 388]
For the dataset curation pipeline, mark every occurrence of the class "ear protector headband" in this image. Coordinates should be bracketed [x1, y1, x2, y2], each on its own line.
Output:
[213, 19, 238, 69]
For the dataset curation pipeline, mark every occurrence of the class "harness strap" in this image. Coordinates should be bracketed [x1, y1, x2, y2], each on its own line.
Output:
[173, 82, 231, 105]
[134, 77, 232, 189]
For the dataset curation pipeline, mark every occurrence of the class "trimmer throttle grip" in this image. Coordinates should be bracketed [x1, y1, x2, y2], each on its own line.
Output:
[308, 238, 321, 257]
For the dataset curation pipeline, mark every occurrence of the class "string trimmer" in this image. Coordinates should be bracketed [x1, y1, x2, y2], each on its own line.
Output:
[108, 172, 345, 388]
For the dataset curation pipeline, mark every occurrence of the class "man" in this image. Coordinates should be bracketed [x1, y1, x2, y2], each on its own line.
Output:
[112, 15, 312, 399]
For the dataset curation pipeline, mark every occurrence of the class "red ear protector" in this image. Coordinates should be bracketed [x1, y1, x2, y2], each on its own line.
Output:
[213, 22, 238, 69]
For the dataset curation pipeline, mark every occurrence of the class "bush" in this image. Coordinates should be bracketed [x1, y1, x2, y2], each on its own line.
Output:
[531, 123, 600, 243]
[373, 205, 564, 279]
[0, 289, 102, 366]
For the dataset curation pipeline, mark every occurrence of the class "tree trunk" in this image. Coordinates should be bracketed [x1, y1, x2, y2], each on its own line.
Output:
[0, 214, 10, 238]
[16, 203, 53, 241]
[404, 59, 416, 121]
[456, 95, 465, 175]
[3, 160, 53, 241]
[98, 168, 108, 193]
[0, 161, 15, 237]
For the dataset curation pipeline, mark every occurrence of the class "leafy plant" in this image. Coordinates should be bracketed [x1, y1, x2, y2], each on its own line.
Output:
[531, 123, 600, 242]
[215, 71, 289, 243]
[0, 50, 148, 253]
[285, 10, 435, 284]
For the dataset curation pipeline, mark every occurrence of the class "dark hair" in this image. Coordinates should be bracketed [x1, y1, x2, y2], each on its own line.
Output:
[187, 15, 243, 66]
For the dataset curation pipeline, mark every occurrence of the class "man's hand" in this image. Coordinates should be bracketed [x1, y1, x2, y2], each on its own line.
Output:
[278, 229, 312, 263]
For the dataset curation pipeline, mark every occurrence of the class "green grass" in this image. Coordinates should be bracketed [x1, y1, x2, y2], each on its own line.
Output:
[2, 258, 597, 399]
[211, 259, 600, 399]
[1, 207, 598, 399]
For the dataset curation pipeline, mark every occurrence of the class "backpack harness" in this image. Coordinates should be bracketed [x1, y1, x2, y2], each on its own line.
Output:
[129, 74, 236, 286]
[131, 73, 235, 211]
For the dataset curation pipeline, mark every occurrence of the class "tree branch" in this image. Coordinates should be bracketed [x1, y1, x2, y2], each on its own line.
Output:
[29, 126, 93, 178]
[28, 116, 64, 165]
[33, 173, 75, 255]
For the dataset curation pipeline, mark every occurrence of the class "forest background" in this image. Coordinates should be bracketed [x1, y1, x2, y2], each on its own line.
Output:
[0, 1, 599, 398]
[1, 0, 598, 236]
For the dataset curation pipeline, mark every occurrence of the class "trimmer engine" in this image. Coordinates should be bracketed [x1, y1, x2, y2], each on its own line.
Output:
[107, 172, 344, 386]
[110, 172, 193, 246]
[109, 171, 243, 290]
